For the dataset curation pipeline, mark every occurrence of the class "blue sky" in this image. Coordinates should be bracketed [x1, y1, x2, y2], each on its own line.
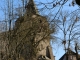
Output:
[0, 0, 79, 60]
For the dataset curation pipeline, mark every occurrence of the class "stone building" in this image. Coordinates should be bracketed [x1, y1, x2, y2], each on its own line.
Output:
[15, 0, 55, 60]
[59, 49, 80, 60]
[0, 0, 55, 60]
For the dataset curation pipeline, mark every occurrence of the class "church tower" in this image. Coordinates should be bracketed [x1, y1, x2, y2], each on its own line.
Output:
[14, 0, 55, 60]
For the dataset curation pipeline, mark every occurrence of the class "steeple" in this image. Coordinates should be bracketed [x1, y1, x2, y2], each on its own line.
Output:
[25, 0, 38, 15]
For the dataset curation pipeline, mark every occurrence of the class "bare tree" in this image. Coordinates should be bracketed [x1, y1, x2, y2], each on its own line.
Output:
[51, 10, 80, 60]
[0, 0, 80, 60]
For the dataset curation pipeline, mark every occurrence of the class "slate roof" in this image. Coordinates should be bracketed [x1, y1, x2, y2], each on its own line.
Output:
[59, 49, 76, 60]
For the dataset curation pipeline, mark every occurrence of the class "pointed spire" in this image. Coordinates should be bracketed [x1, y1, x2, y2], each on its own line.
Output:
[25, 0, 38, 15]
